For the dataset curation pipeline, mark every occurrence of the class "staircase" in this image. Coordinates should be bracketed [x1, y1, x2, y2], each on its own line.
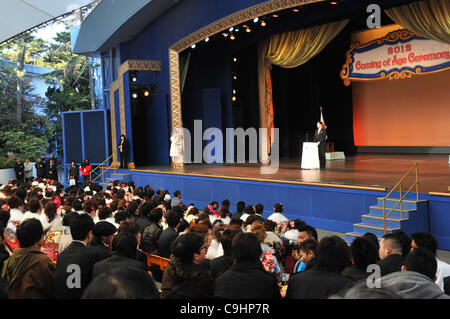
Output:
[345, 162, 429, 243]
[102, 172, 132, 186]
[345, 196, 429, 242]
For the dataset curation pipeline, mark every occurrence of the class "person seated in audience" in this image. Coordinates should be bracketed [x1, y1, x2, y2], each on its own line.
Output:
[378, 247, 450, 299]
[391, 230, 411, 258]
[214, 232, 282, 299]
[411, 232, 450, 292]
[267, 202, 289, 223]
[295, 238, 318, 273]
[92, 221, 147, 279]
[160, 232, 214, 299]
[82, 267, 160, 299]
[21, 198, 43, 224]
[158, 210, 181, 258]
[6, 195, 24, 233]
[0, 203, 10, 229]
[171, 190, 183, 208]
[140, 208, 163, 254]
[87, 221, 117, 262]
[342, 236, 379, 282]
[135, 201, 154, 234]
[254, 203, 265, 221]
[205, 221, 225, 260]
[55, 213, 97, 299]
[39, 202, 60, 234]
[1, 219, 55, 299]
[363, 232, 380, 260]
[286, 236, 352, 299]
[0, 225, 10, 272]
[240, 205, 256, 223]
[231, 201, 246, 222]
[263, 219, 283, 247]
[377, 233, 404, 276]
[292, 225, 318, 273]
[209, 225, 243, 278]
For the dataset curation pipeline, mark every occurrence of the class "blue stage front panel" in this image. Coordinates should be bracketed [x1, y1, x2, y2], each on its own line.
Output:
[63, 113, 82, 163]
[83, 111, 107, 163]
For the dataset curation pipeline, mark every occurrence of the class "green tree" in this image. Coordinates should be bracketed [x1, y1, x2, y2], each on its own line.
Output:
[0, 131, 48, 161]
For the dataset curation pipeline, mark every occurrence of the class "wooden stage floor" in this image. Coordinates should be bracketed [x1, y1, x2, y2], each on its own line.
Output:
[132, 154, 450, 194]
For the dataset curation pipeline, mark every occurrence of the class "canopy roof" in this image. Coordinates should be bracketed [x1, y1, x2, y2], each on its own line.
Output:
[0, 0, 95, 44]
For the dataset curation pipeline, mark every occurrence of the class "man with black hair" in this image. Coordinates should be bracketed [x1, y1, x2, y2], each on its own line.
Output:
[87, 221, 117, 262]
[55, 213, 98, 299]
[411, 232, 450, 291]
[231, 201, 246, 221]
[210, 226, 243, 279]
[378, 247, 450, 299]
[377, 233, 404, 276]
[158, 211, 181, 258]
[286, 236, 352, 299]
[214, 232, 281, 299]
[1, 219, 55, 298]
[140, 208, 163, 254]
[82, 267, 160, 299]
[14, 159, 25, 183]
[171, 190, 183, 208]
[314, 121, 327, 169]
[342, 236, 379, 281]
[267, 202, 288, 223]
[292, 225, 319, 273]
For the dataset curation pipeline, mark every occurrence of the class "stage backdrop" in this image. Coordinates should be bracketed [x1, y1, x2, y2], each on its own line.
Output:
[351, 25, 450, 147]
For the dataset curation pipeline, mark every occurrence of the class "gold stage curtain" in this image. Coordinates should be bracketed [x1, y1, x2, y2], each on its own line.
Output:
[257, 19, 348, 158]
[385, 0, 450, 43]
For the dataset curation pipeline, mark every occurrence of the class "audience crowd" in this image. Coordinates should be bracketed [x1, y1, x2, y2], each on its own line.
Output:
[0, 173, 449, 300]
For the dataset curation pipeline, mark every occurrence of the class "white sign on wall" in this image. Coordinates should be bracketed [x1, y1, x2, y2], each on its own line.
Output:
[341, 29, 450, 85]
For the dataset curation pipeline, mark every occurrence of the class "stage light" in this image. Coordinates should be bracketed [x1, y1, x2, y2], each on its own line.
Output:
[293, 8, 300, 12]
[246, 27, 251, 33]
[232, 96, 237, 102]
[233, 58, 237, 62]
[191, 44, 196, 49]
[229, 27, 234, 32]
[272, 14, 279, 18]
[330, 1, 338, 4]
[253, 17, 259, 23]
[205, 37, 210, 42]
[233, 89, 236, 94]
[230, 33, 235, 40]
[143, 90, 150, 97]
[129, 71, 137, 83]
[235, 28, 239, 32]
[131, 92, 138, 99]
[222, 32, 228, 37]
[233, 76, 237, 80]
[261, 20, 266, 27]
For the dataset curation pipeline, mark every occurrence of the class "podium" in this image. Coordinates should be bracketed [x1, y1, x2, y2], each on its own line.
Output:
[301, 142, 320, 169]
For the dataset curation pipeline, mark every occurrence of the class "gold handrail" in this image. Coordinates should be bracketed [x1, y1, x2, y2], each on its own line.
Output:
[89, 155, 115, 183]
[382, 161, 419, 234]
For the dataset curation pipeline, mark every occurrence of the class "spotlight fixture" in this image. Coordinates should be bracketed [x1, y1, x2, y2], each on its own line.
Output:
[222, 32, 228, 37]
[272, 14, 279, 18]
[143, 90, 150, 97]
[129, 71, 137, 83]
[232, 96, 237, 102]
[205, 37, 210, 42]
[230, 33, 236, 40]
[261, 20, 267, 27]
[229, 27, 234, 32]
[253, 17, 259, 23]
[131, 92, 138, 99]
[191, 44, 196, 49]
[330, 1, 338, 4]
[293, 8, 300, 12]
[233, 89, 236, 94]
[233, 58, 237, 62]
[233, 76, 237, 80]
[246, 27, 251, 33]
[235, 28, 239, 32]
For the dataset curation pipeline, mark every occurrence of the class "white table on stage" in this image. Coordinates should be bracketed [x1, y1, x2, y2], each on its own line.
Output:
[301, 142, 320, 169]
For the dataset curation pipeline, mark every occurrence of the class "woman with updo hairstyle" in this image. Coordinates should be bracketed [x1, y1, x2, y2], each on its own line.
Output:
[205, 221, 226, 260]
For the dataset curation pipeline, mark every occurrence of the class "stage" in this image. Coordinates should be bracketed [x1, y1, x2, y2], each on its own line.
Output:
[131, 154, 450, 194]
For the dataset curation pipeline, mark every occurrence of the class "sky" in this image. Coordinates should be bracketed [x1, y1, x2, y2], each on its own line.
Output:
[33, 21, 69, 43]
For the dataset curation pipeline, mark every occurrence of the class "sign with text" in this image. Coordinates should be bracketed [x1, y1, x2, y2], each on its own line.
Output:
[340, 29, 450, 86]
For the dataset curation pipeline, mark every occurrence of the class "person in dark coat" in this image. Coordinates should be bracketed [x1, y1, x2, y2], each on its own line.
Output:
[47, 159, 58, 181]
[313, 121, 327, 169]
[286, 236, 353, 299]
[35, 157, 47, 179]
[135, 201, 153, 234]
[14, 159, 24, 183]
[209, 226, 243, 279]
[92, 221, 148, 279]
[140, 208, 163, 254]
[55, 214, 98, 299]
[158, 211, 180, 258]
[214, 232, 282, 299]
[118, 134, 129, 169]
[377, 233, 405, 276]
[86, 221, 117, 262]
[342, 236, 379, 282]
[160, 232, 214, 299]
[68, 161, 79, 188]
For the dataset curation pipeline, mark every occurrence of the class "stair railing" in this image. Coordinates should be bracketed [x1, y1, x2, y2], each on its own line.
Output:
[89, 154, 115, 184]
[382, 161, 419, 235]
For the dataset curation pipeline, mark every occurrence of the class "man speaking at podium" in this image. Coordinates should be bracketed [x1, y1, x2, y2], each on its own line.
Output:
[314, 121, 327, 169]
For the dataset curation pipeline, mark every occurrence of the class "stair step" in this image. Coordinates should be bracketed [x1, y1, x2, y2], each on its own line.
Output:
[376, 198, 419, 210]
[369, 207, 412, 219]
[353, 223, 399, 237]
[361, 214, 407, 228]
[345, 231, 382, 244]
